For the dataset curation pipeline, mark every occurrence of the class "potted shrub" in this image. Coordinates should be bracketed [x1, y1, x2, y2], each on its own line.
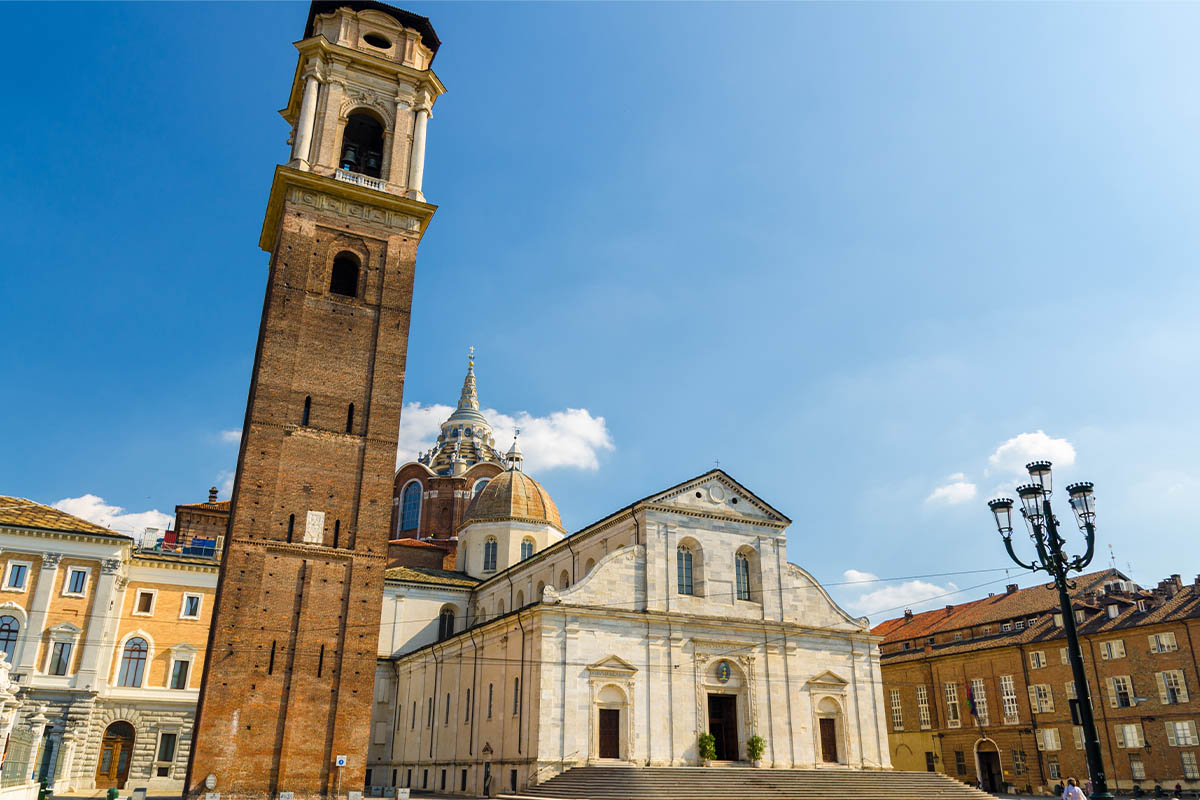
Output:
[746, 734, 766, 767]
[697, 732, 717, 766]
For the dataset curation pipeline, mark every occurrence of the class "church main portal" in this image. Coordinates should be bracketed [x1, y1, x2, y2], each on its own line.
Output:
[707, 695, 739, 761]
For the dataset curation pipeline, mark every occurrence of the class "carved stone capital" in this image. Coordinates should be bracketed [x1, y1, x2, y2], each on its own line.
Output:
[40, 553, 63, 569]
[101, 558, 123, 575]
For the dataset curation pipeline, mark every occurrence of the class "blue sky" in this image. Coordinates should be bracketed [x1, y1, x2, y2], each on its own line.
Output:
[3, 1, 1199, 620]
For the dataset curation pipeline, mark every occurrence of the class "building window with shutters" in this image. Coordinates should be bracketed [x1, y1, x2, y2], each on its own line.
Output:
[1159, 670, 1190, 704]
[1149, 632, 1179, 653]
[1029, 650, 1047, 669]
[1029, 684, 1054, 714]
[1012, 749, 1027, 775]
[1036, 728, 1061, 751]
[889, 688, 903, 731]
[1073, 726, 1084, 750]
[1129, 754, 1146, 780]
[1110, 676, 1134, 708]
[944, 682, 961, 728]
[916, 685, 932, 729]
[1000, 675, 1020, 724]
[1099, 639, 1126, 660]
[1166, 720, 1199, 747]
[1115, 723, 1144, 748]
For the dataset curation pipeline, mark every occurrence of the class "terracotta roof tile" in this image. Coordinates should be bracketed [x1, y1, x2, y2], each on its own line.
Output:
[176, 500, 231, 512]
[463, 469, 563, 531]
[0, 496, 130, 538]
[390, 538, 448, 550]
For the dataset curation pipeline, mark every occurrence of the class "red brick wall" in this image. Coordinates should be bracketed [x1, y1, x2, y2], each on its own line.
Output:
[189, 178, 425, 799]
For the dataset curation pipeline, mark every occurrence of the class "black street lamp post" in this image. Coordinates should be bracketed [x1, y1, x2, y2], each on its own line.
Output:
[988, 461, 1111, 799]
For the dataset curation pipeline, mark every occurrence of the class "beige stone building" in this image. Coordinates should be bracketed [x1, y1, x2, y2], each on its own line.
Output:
[0, 498, 216, 794]
[366, 463, 892, 796]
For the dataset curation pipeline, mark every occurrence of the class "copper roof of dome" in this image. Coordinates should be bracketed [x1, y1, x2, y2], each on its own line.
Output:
[462, 469, 564, 532]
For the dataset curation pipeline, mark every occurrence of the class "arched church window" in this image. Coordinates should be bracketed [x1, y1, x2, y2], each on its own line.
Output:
[584, 558, 595, 574]
[483, 537, 498, 572]
[559, 569, 570, 590]
[400, 481, 422, 532]
[330, 252, 360, 297]
[339, 112, 384, 178]
[473, 478, 490, 497]
[438, 607, 455, 641]
[118, 637, 149, 687]
[677, 546, 694, 595]
[735, 552, 752, 601]
[0, 615, 18, 663]
[520, 538, 534, 561]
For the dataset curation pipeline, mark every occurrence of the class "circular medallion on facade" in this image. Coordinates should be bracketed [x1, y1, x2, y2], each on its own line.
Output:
[716, 661, 731, 683]
[709, 484, 726, 503]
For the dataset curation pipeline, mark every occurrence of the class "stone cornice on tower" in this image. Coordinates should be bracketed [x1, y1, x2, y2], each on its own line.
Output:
[259, 165, 437, 253]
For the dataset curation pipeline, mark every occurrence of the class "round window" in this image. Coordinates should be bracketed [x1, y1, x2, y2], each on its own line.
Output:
[363, 33, 391, 49]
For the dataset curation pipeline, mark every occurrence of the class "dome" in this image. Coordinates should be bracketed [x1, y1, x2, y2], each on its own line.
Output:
[463, 469, 564, 532]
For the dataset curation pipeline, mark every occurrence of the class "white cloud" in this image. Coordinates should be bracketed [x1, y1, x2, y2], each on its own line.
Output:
[395, 402, 615, 474]
[839, 569, 959, 617]
[925, 472, 977, 506]
[220, 429, 241, 444]
[52, 495, 173, 544]
[988, 430, 1076, 476]
[216, 470, 235, 498]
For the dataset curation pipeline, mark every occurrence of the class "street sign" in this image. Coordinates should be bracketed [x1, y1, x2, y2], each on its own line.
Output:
[335, 755, 348, 767]
[396, 790, 410, 799]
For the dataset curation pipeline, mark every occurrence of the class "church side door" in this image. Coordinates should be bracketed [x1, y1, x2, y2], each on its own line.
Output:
[819, 718, 838, 763]
[598, 709, 620, 759]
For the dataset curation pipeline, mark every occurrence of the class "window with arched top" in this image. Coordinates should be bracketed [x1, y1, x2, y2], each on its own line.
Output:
[735, 552, 752, 601]
[400, 481, 422, 532]
[536, 581, 545, 599]
[438, 607, 455, 641]
[516, 590, 525, 608]
[483, 537, 498, 572]
[520, 538, 535, 561]
[117, 637, 149, 687]
[559, 569, 570, 590]
[584, 558, 595, 575]
[472, 478, 490, 497]
[0, 615, 18, 663]
[339, 112, 384, 178]
[678, 546, 694, 595]
[330, 252, 360, 297]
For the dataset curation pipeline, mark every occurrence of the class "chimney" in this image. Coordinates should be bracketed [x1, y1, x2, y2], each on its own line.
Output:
[945, 605, 954, 613]
[1006, 583, 1019, 594]
[904, 609, 914, 621]
[1194, 575, 1200, 587]
[208, 486, 219, 503]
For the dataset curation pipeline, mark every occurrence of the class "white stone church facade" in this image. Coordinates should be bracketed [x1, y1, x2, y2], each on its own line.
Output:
[367, 459, 891, 796]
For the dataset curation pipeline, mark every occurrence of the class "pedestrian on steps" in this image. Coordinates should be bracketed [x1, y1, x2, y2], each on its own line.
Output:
[1063, 777, 1088, 800]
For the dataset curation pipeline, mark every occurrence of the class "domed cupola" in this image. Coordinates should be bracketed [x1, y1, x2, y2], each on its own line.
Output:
[418, 348, 506, 476]
[458, 434, 565, 578]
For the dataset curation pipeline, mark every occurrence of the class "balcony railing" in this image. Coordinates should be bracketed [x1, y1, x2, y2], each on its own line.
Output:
[335, 168, 387, 192]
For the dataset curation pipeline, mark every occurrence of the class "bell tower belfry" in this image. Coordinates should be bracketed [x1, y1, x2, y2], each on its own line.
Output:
[187, 3, 443, 798]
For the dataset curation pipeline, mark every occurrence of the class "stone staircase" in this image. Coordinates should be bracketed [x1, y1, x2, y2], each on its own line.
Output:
[512, 766, 997, 799]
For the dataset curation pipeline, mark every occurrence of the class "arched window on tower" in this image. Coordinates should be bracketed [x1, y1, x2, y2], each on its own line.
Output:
[483, 537, 498, 572]
[118, 637, 149, 687]
[330, 252, 360, 297]
[520, 538, 534, 561]
[472, 478, 490, 497]
[677, 545, 694, 595]
[0, 615, 18, 663]
[400, 482, 422, 533]
[339, 112, 384, 178]
[438, 607, 455, 641]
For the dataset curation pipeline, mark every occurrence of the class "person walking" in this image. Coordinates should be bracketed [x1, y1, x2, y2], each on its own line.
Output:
[1062, 777, 1088, 800]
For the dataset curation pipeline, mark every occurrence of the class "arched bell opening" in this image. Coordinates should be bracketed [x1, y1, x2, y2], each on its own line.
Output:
[339, 111, 385, 178]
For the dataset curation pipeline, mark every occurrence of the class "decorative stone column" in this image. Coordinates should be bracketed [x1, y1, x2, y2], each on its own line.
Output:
[75, 559, 124, 691]
[291, 66, 324, 169]
[16, 552, 61, 672]
[406, 101, 431, 202]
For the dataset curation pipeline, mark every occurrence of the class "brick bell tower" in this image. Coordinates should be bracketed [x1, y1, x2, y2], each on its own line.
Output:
[187, 3, 444, 798]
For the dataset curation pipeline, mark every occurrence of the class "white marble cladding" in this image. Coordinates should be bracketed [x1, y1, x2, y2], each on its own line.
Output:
[370, 472, 891, 796]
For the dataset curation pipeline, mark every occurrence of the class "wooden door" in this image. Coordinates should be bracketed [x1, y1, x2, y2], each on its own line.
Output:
[819, 717, 838, 763]
[707, 694, 738, 761]
[96, 722, 135, 789]
[598, 708, 620, 759]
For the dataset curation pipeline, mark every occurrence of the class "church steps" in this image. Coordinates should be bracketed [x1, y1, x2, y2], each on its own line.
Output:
[511, 766, 996, 800]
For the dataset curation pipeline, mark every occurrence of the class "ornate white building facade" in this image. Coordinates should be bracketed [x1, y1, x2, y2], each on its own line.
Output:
[368, 466, 891, 796]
